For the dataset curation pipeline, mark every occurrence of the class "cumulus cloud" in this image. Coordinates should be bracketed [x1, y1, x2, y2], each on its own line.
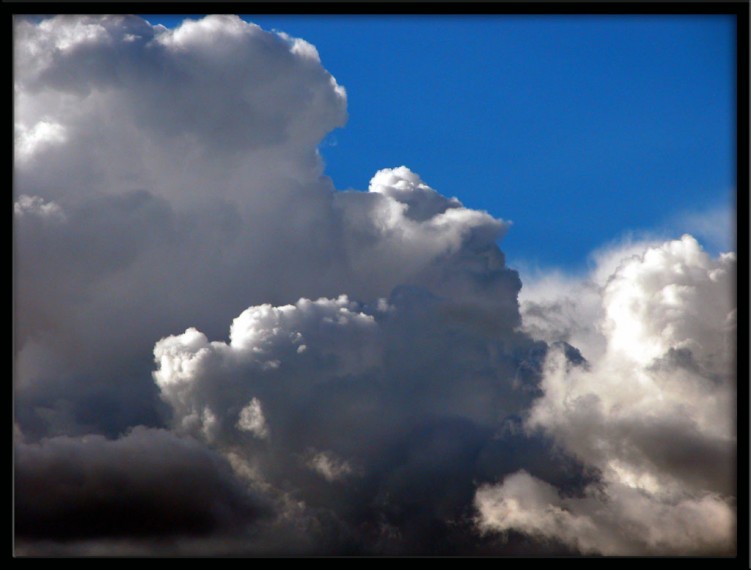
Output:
[14, 14, 518, 444]
[478, 236, 737, 555]
[149, 290, 571, 554]
[14, 13, 351, 440]
[14, 14, 735, 556]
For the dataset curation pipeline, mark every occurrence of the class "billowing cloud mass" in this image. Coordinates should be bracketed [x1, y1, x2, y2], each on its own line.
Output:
[14, 15, 735, 556]
[477, 236, 736, 555]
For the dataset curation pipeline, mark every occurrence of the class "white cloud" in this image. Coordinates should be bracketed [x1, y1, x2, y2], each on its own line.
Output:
[480, 235, 736, 555]
[475, 470, 734, 556]
[15, 121, 67, 161]
[237, 398, 269, 440]
[153, 296, 384, 444]
[14, 194, 65, 221]
[306, 450, 355, 482]
[155, 14, 254, 50]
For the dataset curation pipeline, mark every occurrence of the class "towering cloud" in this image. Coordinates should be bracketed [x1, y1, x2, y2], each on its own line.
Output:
[14, 15, 735, 556]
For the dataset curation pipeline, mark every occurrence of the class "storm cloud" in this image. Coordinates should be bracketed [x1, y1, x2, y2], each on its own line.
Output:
[14, 15, 736, 556]
[15, 427, 270, 543]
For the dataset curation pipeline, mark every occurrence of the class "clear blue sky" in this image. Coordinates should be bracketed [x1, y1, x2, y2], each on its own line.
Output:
[144, 14, 736, 271]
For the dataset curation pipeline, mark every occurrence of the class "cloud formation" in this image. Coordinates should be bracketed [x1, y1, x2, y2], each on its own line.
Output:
[150, 289, 570, 554]
[14, 15, 735, 556]
[14, 427, 270, 544]
[15, 13, 351, 440]
[478, 235, 737, 555]
[15, 15, 517, 443]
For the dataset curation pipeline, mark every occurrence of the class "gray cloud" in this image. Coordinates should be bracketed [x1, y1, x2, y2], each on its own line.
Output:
[149, 288, 586, 555]
[14, 427, 271, 543]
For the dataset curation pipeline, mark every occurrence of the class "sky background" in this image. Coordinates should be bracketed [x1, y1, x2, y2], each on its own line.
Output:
[145, 14, 736, 270]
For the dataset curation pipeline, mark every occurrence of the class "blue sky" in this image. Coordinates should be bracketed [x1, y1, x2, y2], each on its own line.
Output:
[144, 14, 736, 272]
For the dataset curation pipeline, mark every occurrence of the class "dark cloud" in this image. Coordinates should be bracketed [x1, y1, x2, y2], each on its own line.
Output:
[14, 428, 270, 542]
[149, 290, 595, 555]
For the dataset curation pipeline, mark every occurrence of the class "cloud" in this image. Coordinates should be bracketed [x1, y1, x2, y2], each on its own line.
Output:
[14, 15, 541, 554]
[13, 194, 65, 221]
[237, 398, 270, 440]
[14, 14, 516, 442]
[478, 235, 736, 555]
[14, 15, 735, 556]
[306, 450, 357, 482]
[14, 427, 271, 543]
[150, 290, 579, 554]
[15, 121, 67, 162]
[475, 470, 734, 556]
[14, 13, 351, 440]
[152, 296, 383, 444]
